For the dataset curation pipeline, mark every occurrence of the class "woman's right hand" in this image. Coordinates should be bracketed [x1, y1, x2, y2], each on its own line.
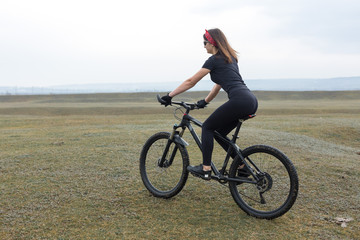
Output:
[160, 94, 172, 106]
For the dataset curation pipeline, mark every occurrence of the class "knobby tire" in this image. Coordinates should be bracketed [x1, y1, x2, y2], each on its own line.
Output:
[229, 145, 299, 219]
[139, 132, 189, 198]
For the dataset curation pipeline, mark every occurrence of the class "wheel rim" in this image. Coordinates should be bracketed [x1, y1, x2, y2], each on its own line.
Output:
[234, 151, 293, 213]
[144, 138, 185, 193]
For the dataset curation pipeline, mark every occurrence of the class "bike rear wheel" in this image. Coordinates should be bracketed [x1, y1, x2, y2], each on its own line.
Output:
[229, 145, 298, 219]
[139, 132, 189, 198]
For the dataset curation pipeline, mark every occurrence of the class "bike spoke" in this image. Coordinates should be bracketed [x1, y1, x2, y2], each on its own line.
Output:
[140, 132, 189, 198]
[238, 190, 263, 204]
[229, 145, 298, 219]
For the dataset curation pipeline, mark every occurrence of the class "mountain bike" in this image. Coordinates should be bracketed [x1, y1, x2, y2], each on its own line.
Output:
[139, 95, 299, 219]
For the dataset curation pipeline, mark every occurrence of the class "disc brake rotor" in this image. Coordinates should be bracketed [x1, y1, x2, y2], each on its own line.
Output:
[256, 172, 273, 193]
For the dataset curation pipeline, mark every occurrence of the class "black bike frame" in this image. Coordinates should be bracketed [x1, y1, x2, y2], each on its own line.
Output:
[166, 109, 259, 184]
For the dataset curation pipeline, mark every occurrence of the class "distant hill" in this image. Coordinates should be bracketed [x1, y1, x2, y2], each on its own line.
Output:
[1, 76, 359, 95]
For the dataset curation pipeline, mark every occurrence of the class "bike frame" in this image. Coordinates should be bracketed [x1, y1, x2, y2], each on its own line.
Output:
[159, 100, 259, 184]
[143, 96, 299, 218]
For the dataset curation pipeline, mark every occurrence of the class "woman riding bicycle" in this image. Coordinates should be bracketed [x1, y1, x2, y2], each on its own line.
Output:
[161, 28, 258, 180]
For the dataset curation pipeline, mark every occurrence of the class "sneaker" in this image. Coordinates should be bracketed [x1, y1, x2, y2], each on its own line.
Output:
[238, 167, 250, 177]
[237, 165, 251, 185]
[187, 164, 211, 180]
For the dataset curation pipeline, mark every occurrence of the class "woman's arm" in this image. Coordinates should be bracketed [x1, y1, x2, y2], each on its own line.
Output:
[205, 84, 221, 103]
[169, 68, 210, 97]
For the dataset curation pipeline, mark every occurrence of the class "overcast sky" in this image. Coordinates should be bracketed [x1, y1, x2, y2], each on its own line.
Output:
[1, 0, 359, 87]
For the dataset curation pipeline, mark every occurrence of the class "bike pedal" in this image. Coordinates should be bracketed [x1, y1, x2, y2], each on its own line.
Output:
[190, 172, 211, 181]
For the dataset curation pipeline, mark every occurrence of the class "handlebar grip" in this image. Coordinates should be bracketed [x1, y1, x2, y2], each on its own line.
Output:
[157, 94, 167, 105]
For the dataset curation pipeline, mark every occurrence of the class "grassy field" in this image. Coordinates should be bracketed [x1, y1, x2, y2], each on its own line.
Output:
[0, 91, 359, 239]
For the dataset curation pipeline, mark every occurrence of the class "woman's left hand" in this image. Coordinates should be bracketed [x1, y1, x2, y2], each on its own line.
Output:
[196, 99, 208, 108]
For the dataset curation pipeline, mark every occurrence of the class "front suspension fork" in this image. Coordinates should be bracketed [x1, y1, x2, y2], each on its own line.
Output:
[158, 125, 185, 167]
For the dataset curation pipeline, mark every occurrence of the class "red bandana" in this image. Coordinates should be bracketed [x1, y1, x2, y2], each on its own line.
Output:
[205, 29, 217, 47]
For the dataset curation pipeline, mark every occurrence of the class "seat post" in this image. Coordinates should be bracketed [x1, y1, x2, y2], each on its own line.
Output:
[231, 114, 255, 143]
[231, 120, 243, 143]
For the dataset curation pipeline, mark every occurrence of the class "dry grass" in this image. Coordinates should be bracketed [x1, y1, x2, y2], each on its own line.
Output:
[0, 91, 359, 239]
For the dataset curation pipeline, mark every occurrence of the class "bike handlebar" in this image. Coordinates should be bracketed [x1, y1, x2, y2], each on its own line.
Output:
[157, 94, 199, 111]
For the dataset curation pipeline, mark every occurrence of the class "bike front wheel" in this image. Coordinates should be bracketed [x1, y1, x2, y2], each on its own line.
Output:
[229, 145, 299, 219]
[139, 132, 189, 198]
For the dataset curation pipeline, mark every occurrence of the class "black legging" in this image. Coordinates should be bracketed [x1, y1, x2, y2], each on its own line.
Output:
[202, 90, 258, 166]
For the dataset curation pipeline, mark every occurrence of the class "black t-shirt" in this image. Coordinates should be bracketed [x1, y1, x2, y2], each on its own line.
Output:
[202, 54, 248, 97]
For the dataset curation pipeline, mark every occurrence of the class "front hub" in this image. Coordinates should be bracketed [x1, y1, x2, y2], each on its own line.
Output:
[158, 158, 170, 168]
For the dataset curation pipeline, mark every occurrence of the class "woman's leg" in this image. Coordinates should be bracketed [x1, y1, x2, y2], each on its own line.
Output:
[202, 92, 258, 167]
[202, 101, 238, 166]
[214, 120, 239, 158]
